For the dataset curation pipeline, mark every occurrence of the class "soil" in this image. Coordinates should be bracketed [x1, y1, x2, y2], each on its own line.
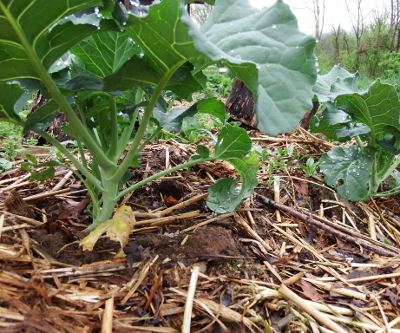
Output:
[1, 128, 400, 332]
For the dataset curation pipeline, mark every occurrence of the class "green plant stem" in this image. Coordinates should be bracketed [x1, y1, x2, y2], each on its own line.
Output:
[64, 164, 101, 218]
[76, 135, 88, 170]
[110, 61, 187, 184]
[1, 3, 114, 171]
[368, 154, 380, 197]
[372, 186, 400, 197]
[76, 101, 88, 128]
[137, 126, 162, 151]
[377, 155, 400, 181]
[116, 102, 145, 157]
[106, 96, 118, 160]
[355, 136, 364, 149]
[116, 157, 208, 200]
[39, 131, 103, 191]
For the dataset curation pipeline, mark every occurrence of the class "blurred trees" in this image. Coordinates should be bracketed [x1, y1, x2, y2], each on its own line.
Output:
[316, 0, 400, 80]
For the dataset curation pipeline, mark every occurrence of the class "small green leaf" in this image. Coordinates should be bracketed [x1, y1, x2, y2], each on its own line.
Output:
[335, 123, 371, 139]
[206, 124, 259, 213]
[389, 171, 400, 189]
[23, 100, 61, 134]
[378, 135, 399, 155]
[62, 123, 77, 138]
[152, 103, 198, 132]
[0, 158, 12, 171]
[207, 154, 259, 213]
[22, 158, 63, 184]
[212, 124, 252, 160]
[319, 146, 373, 201]
[310, 102, 352, 142]
[313, 64, 358, 102]
[197, 145, 210, 158]
[197, 97, 226, 124]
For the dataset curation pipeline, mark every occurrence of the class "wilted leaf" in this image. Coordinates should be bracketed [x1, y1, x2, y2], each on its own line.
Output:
[80, 204, 135, 257]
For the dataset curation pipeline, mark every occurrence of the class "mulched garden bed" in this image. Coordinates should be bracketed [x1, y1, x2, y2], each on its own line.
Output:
[1, 128, 400, 333]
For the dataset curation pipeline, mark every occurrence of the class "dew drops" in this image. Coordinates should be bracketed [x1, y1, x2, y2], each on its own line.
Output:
[216, 207, 227, 214]
[56, 61, 61, 66]
[272, 24, 276, 28]
[94, 7, 99, 13]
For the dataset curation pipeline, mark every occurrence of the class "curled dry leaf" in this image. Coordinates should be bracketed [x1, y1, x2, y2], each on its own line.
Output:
[80, 205, 136, 257]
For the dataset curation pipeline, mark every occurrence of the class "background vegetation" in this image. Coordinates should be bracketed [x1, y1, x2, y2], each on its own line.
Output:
[315, 0, 400, 88]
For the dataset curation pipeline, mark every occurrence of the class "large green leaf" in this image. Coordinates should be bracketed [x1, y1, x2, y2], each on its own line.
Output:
[183, 0, 317, 135]
[0, 0, 118, 81]
[335, 80, 400, 140]
[103, 0, 202, 99]
[320, 146, 373, 201]
[105, 0, 316, 135]
[0, 0, 120, 120]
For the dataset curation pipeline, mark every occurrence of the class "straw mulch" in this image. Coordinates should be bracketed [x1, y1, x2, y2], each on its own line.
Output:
[1, 128, 400, 333]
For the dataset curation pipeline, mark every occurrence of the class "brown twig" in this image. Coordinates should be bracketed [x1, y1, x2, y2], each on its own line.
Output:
[255, 193, 399, 257]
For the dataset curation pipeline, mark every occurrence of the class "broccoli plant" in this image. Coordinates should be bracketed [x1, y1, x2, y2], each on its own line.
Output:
[0, 0, 316, 241]
[312, 65, 400, 201]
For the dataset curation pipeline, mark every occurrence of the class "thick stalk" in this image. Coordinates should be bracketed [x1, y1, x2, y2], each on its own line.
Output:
[86, 197, 116, 231]
[86, 175, 119, 231]
[110, 61, 187, 184]
[1, 4, 114, 171]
